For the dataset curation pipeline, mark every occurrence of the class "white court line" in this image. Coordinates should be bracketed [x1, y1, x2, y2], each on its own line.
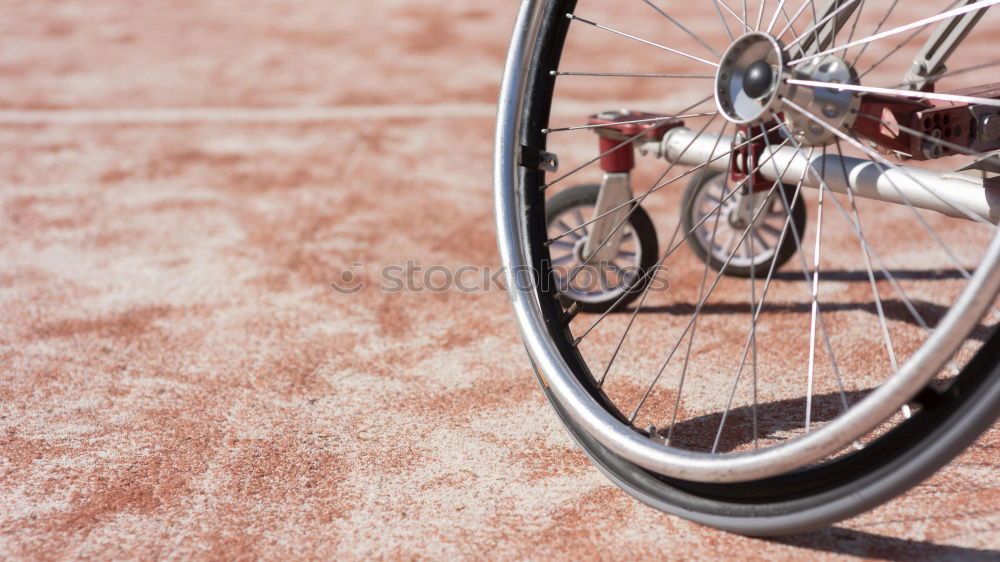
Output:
[0, 92, 707, 124]
[0, 104, 500, 124]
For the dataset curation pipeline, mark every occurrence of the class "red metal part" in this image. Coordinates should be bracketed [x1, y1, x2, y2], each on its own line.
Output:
[850, 83, 1000, 160]
[597, 136, 635, 172]
[731, 119, 785, 193]
[588, 110, 683, 173]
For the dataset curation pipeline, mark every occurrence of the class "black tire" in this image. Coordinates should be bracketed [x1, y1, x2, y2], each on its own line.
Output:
[545, 184, 659, 313]
[535, 324, 1000, 535]
[681, 170, 806, 278]
[514, 0, 1000, 535]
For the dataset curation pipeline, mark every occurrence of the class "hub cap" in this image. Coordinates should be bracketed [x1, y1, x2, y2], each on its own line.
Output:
[715, 32, 787, 125]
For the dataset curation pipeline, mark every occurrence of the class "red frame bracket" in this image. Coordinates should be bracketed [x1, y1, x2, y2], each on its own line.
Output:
[587, 110, 683, 173]
[851, 83, 1000, 160]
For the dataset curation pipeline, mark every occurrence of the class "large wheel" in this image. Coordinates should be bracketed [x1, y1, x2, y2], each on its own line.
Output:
[495, 0, 1000, 534]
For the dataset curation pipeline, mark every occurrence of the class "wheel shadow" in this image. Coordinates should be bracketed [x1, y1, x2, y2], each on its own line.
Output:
[662, 383, 1000, 557]
[628, 296, 994, 342]
[664, 387, 876, 454]
[664, 373, 956, 455]
[771, 527, 1000, 560]
[771, 267, 967, 282]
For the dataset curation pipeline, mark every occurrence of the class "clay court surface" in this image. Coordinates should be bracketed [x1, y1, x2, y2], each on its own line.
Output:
[1, 0, 998, 559]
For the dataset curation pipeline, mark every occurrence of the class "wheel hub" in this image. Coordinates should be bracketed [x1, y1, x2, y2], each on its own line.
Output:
[783, 55, 860, 145]
[716, 32, 861, 146]
[728, 208, 748, 229]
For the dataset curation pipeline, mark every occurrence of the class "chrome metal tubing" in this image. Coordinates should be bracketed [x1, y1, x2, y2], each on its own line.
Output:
[662, 127, 1000, 223]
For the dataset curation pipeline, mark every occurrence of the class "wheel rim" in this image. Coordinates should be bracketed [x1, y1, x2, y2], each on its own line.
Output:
[496, 0, 1000, 483]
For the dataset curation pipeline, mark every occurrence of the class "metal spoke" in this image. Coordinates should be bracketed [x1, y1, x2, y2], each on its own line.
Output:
[769, 108, 973, 389]
[842, 0, 866, 46]
[772, 0, 809, 56]
[834, 140, 900, 374]
[551, 71, 714, 79]
[739, 234, 754, 257]
[567, 13, 720, 67]
[775, 0, 819, 44]
[749, 187, 760, 448]
[631, 139, 800, 423]
[755, 0, 767, 31]
[557, 219, 580, 240]
[574, 136, 792, 345]
[781, 97, 992, 225]
[642, 0, 723, 58]
[557, 116, 725, 292]
[774, 0, 812, 37]
[548, 121, 786, 244]
[766, 0, 790, 35]
[784, 78, 1000, 109]
[788, 0, 1000, 65]
[542, 96, 714, 190]
[803, 148, 828, 433]
[712, 0, 737, 41]
[710, 161, 814, 453]
[717, 0, 751, 30]
[856, 21, 928, 80]
[666, 177, 725, 445]
[543, 111, 717, 134]
[632, 175, 786, 424]
[761, 125, 851, 414]
[785, 0, 861, 50]
[850, 0, 899, 67]
[808, 0, 821, 51]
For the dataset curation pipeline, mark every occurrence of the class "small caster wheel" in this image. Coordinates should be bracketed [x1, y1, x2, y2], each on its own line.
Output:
[682, 171, 806, 277]
[545, 184, 659, 312]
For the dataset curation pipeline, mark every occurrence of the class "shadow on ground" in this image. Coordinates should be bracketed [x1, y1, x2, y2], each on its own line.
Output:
[665, 387, 874, 453]
[775, 527, 1000, 560]
[627, 267, 994, 341]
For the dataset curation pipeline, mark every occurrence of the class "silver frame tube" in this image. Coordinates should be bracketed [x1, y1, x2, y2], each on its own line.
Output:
[661, 127, 1000, 223]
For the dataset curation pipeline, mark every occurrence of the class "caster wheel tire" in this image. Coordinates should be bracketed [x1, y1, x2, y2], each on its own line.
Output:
[682, 171, 806, 278]
[545, 184, 659, 312]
